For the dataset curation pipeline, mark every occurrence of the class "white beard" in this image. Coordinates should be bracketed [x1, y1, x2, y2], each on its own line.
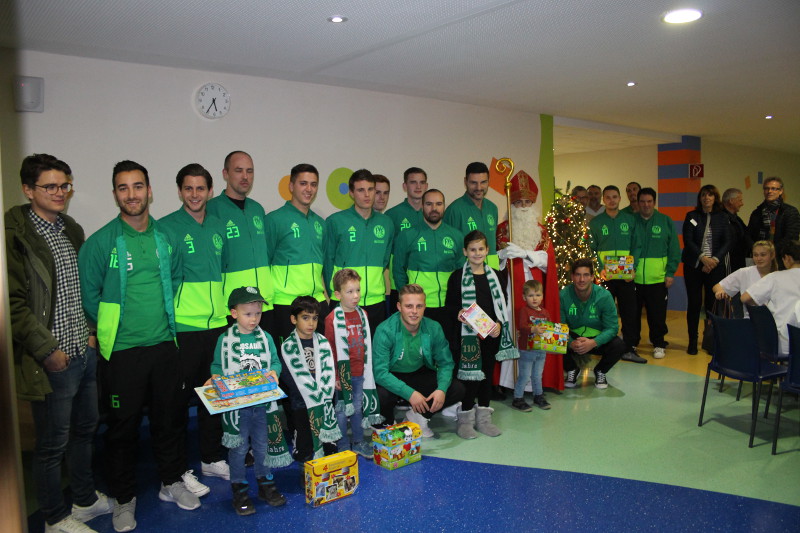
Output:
[510, 205, 542, 250]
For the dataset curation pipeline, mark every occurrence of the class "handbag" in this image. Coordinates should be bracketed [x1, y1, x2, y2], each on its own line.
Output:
[701, 298, 733, 354]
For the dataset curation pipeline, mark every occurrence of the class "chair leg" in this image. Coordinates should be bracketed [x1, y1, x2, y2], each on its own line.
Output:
[749, 380, 761, 448]
[764, 381, 774, 419]
[736, 381, 743, 401]
[719, 375, 725, 392]
[772, 388, 784, 455]
[699, 367, 712, 427]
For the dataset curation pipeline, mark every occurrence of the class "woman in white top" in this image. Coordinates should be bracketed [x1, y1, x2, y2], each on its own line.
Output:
[713, 240, 778, 318]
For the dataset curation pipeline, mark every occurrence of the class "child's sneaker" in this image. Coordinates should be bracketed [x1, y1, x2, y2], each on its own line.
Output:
[352, 441, 373, 458]
[510, 398, 532, 412]
[231, 483, 255, 516]
[565, 368, 579, 388]
[594, 369, 609, 389]
[533, 394, 551, 410]
[256, 477, 287, 507]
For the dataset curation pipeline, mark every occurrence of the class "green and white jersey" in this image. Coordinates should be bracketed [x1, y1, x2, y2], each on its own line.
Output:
[443, 193, 499, 269]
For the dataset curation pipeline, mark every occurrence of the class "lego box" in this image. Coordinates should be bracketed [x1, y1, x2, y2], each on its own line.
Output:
[533, 321, 570, 354]
[212, 369, 278, 400]
[304, 451, 359, 507]
[603, 255, 635, 280]
[371, 422, 422, 470]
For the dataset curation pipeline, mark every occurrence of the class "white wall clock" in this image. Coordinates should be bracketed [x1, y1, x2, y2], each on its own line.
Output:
[195, 83, 230, 119]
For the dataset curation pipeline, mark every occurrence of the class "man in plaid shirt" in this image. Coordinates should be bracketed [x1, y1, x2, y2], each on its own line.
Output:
[6, 154, 112, 533]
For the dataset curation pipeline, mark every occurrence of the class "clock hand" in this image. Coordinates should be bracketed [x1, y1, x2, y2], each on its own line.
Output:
[206, 98, 217, 113]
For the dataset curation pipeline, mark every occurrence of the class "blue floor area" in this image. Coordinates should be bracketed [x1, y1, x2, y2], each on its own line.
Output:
[28, 420, 800, 533]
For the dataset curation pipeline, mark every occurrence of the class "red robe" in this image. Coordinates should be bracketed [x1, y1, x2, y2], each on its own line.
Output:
[496, 220, 563, 391]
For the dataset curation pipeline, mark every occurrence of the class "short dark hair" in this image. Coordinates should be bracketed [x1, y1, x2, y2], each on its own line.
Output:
[349, 169, 375, 191]
[176, 163, 213, 189]
[571, 257, 595, 275]
[290, 295, 320, 318]
[588, 185, 601, 192]
[373, 174, 390, 190]
[571, 186, 587, 195]
[224, 150, 251, 170]
[602, 185, 620, 195]
[113, 160, 149, 187]
[20, 153, 72, 187]
[627, 181, 641, 189]
[780, 240, 800, 262]
[422, 188, 444, 204]
[403, 167, 427, 183]
[465, 162, 489, 177]
[464, 230, 487, 249]
[290, 163, 319, 183]
[638, 187, 657, 202]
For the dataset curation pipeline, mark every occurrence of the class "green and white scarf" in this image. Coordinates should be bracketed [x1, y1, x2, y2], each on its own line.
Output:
[458, 262, 518, 380]
[332, 306, 384, 428]
[282, 331, 341, 459]
[219, 324, 292, 468]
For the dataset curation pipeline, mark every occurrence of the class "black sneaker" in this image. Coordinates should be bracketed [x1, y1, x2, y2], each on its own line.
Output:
[232, 483, 255, 516]
[257, 478, 287, 507]
[511, 398, 532, 412]
[533, 394, 551, 410]
[565, 369, 579, 388]
[594, 370, 608, 389]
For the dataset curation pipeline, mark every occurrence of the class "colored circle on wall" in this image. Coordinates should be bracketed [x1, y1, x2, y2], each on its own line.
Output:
[326, 167, 354, 210]
[278, 175, 292, 201]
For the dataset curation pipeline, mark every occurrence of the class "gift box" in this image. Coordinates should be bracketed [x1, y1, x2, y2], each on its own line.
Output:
[603, 255, 635, 280]
[371, 422, 422, 470]
[212, 369, 278, 400]
[533, 321, 570, 354]
[304, 451, 359, 507]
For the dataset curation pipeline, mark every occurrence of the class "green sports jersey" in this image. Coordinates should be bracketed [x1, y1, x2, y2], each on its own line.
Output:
[265, 201, 326, 305]
[443, 193, 499, 269]
[385, 199, 423, 290]
[559, 284, 619, 347]
[632, 210, 681, 285]
[159, 208, 227, 332]
[206, 193, 273, 311]
[324, 206, 394, 306]
[392, 222, 464, 307]
[588, 210, 640, 270]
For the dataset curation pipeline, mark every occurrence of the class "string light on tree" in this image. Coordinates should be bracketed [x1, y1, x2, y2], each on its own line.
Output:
[545, 186, 600, 288]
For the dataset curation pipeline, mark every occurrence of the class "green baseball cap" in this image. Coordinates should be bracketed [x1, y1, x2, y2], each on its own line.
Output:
[228, 286, 266, 309]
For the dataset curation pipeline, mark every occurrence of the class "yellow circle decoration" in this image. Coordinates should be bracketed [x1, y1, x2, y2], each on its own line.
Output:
[278, 175, 292, 201]
[326, 167, 354, 210]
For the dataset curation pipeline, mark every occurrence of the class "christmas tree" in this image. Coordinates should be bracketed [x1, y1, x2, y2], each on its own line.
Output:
[545, 189, 599, 288]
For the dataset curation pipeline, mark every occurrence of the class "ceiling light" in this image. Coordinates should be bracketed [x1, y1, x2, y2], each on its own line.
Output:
[765, 115, 773, 119]
[328, 15, 347, 23]
[627, 81, 636, 87]
[662, 9, 703, 24]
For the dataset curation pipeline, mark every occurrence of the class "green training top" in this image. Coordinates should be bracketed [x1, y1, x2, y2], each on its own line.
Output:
[632, 210, 681, 285]
[385, 199, 423, 290]
[443, 192, 499, 269]
[559, 283, 619, 347]
[588, 210, 640, 270]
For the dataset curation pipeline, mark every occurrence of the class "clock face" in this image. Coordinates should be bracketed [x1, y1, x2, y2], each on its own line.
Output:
[195, 83, 230, 119]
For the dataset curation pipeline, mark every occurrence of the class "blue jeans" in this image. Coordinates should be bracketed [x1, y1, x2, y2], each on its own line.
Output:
[336, 375, 364, 451]
[32, 346, 99, 525]
[514, 349, 546, 397]
[227, 405, 271, 484]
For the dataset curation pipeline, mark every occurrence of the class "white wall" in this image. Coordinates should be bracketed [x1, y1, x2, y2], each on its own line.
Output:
[555, 144, 657, 201]
[4, 50, 542, 234]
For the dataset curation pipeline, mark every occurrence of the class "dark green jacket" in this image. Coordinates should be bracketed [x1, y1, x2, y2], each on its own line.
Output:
[5, 205, 85, 401]
[632, 210, 681, 284]
[559, 284, 619, 347]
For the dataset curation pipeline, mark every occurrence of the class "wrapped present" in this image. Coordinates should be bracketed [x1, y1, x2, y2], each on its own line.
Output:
[304, 451, 359, 507]
[533, 321, 569, 354]
[212, 369, 278, 400]
[603, 255, 635, 280]
[371, 422, 422, 471]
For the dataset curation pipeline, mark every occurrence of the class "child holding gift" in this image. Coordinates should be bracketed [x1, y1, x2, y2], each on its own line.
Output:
[324, 269, 383, 458]
[280, 296, 341, 462]
[445, 230, 517, 440]
[512, 279, 552, 411]
[208, 286, 291, 516]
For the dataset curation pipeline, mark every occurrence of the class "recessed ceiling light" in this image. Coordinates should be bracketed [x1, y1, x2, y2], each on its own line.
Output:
[663, 9, 703, 24]
[328, 15, 347, 23]
[627, 81, 636, 87]
[765, 115, 774, 119]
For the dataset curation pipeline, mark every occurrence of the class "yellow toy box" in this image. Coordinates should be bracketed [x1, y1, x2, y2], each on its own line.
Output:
[603, 255, 635, 280]
[533, 321, 570, 354]
[371, 421, 422, 470]
[304, 451, 359, 507]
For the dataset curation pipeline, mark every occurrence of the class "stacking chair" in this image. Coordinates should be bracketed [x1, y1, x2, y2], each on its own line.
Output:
[698, 315, 786, 448]
[748, 305, 789, 363]
[771, 324, 800, 455]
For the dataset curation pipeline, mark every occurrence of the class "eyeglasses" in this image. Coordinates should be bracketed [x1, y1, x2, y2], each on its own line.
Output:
[763, 186, 782, 192]
[35, 183, 73, 195]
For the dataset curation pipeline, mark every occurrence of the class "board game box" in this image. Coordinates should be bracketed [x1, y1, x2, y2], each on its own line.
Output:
[304, 451, 359, 507]
[372, 422, 422, 471]
[603, 255, 635, 280]
[532, 321, 570, 354]
[212, 369, 278, 399]
[194, 383, 286, 415]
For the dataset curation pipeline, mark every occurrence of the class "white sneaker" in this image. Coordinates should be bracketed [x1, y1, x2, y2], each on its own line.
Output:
[112, 498, 136, 533]
[405, 410, 434, 438]
[201, 460, 230, 480]
[159, 481, 201, 510]
[45, 516, 97, 533]
[181, 470, 210, 497]
[71, 491, 113, 522]
[653, 347, 666, 359]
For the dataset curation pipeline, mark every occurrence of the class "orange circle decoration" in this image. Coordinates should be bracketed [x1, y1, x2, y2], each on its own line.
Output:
[278, 174, 292, 201]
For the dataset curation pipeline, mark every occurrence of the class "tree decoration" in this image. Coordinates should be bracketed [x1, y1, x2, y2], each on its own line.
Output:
[545, 188, 600, 288]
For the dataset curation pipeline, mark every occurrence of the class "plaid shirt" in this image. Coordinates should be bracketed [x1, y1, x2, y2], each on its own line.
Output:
[28, 209, 89, 358]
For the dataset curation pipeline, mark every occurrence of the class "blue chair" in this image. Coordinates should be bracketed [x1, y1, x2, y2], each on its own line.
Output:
[771, 324, 800, 455]
[698, 315, 786, 448]
[748, 305, 789, 364]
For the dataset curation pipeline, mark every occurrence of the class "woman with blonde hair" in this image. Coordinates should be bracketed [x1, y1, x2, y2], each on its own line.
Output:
[713, 240, 778, 317]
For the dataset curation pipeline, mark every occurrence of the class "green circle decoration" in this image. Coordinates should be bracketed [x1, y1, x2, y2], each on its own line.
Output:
[326, 167, 354, 210]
